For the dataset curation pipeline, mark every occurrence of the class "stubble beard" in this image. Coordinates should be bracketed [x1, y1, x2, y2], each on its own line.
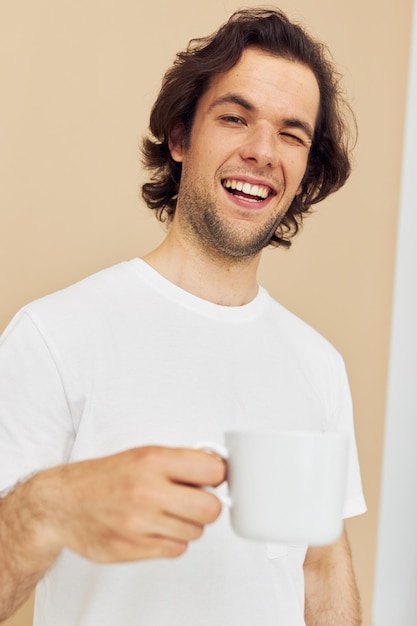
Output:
[176, 180, 288, 263]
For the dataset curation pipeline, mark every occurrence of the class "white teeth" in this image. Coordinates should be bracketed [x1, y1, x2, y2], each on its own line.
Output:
[223, 179, 270, 199]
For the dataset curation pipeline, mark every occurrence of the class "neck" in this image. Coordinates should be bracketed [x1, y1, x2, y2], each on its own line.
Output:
[142, 229, 261, 307]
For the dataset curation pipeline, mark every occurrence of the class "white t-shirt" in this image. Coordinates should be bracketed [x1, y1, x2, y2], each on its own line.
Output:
[0, 259, 366, 626]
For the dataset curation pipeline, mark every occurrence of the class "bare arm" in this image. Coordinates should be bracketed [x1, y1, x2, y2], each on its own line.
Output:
[0, 475, 61, 621]
[0, 446, 225, 621]
[304, 527, 362, 626]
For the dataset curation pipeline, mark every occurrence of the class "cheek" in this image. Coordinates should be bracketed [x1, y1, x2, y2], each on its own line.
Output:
[183, 145, 222, 180]
[288, 153, 310, 189]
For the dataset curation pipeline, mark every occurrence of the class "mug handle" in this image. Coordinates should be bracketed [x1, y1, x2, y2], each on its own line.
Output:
[193, 441, 231, 507]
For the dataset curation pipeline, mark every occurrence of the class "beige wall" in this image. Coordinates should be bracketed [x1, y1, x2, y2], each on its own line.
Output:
[0, 1, 413, 624]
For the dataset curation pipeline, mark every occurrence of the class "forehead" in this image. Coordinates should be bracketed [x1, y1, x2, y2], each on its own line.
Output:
[197, 48, 320, 127]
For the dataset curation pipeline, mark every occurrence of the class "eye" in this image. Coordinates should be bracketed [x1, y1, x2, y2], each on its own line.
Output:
[279, 132, 310, 148]
[219, 115, 246, 126]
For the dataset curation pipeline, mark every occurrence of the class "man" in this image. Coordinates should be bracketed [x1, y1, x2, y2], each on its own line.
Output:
[0, 8, 366, 625]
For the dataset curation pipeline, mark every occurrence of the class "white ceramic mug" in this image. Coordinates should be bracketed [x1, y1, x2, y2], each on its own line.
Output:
[197, 430, 348, 545]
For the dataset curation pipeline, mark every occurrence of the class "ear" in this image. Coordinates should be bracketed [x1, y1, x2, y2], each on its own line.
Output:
[168, 122, 186, 163]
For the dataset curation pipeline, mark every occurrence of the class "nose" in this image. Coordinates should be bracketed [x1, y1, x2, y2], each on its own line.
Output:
[239, 122, 279, 168]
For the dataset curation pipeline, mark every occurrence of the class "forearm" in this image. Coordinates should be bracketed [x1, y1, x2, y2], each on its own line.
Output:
[0, 446, 225, 621]
[0, 472, 62, 621]
[304, 529, 362, 626]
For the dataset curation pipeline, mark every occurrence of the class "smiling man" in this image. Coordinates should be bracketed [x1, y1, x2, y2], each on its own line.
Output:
[0, 8, 365, 626]
[145, 49, 320, 286]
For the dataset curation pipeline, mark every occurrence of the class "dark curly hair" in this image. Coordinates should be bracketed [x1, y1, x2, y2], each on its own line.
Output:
[141, 7, 355, 248]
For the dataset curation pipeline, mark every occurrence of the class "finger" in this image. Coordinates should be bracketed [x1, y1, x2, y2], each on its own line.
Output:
[162, 482, 223, 526]
[160, 448, 227, 487]
[118, 509, 203, 546]
[82, 531, 190, 563]
[152, 514, 205, 543]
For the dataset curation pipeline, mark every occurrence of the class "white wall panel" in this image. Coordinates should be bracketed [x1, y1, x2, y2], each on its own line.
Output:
[373, 1, 417, 623]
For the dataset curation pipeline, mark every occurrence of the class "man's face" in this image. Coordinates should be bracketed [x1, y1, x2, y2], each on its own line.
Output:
[169, 48, 320, 260]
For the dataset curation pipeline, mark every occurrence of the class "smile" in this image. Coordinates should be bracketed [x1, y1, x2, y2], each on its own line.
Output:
[222, 178, 275, 202]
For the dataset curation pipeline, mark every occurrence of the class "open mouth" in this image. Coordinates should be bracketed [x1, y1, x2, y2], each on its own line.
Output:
[222, 178, 275, 202]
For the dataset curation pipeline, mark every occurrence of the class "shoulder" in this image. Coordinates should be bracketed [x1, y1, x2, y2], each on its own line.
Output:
[262, 291, 347, 383]
[267, 292, 341, 356]
[30, 260, 135, 305]
[4, 261, 143, 352]
[21, 260, 139, 321]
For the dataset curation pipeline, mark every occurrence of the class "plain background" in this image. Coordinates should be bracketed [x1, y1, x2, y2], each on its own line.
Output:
[0, 1, 413, 625]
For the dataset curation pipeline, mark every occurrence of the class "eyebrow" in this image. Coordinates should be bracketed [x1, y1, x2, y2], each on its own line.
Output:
[208, 93, 256, 114]
[208, 93, 315, 142]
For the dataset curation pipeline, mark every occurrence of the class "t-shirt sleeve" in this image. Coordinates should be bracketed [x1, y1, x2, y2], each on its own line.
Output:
[329, 352, 367, 519]
[0, 311, 75, 492]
